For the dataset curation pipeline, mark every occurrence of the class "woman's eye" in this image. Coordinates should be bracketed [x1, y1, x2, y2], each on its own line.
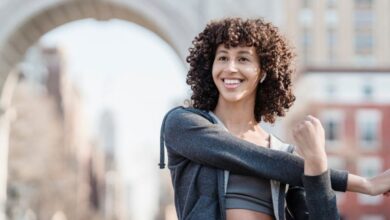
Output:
[218, 56, 228, 61]
[218, 56, 227, 61]
[239, 57, 249, 62]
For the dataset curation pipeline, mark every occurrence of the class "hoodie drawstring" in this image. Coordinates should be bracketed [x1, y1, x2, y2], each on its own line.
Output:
[159, 106, 183, 169]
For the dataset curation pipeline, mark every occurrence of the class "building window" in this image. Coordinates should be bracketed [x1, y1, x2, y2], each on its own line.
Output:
[301, 28, 312, 63]
[328, 156, 346, 170]
[327, 0, 337, 8]
[363, 82, 373, 100]
[302, 0, 311, 8]
[327, 27, 337, 62]
[354, 11, 374, 27]
[356, 109, 381, 149]
[300, 9, 313, 27]
[354, 0, 375, 64]
[357, 157, 383, 205]
[325, 82, 336, 98]
[355, 0, 374, 9]
[320, 110, 344, 148]
[325, 10, 338, 27]
[355, 32, 374, 53]
[327, 28, 337, 46]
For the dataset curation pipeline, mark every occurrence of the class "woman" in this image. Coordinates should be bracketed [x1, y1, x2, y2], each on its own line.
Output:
[159, 18, 390, 220]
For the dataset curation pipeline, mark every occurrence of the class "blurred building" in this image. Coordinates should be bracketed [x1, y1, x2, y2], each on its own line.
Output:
[287, 68, 390, 219]
[5, 45, 115, 220]
[282, 1, 390, 219]
[97, 110, 128, 220]
[156, 170, 175, 220]
[285, 0, 390, 67]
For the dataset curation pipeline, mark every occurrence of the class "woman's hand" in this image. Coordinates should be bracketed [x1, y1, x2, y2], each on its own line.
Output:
[366, 169, 390, 196]
[347, 168, 390, 197]
[292, 115, 328, 176]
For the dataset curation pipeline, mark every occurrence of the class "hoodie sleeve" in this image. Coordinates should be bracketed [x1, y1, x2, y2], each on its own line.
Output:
[163, 107, 348, 192]
[302, 170, 340, 219]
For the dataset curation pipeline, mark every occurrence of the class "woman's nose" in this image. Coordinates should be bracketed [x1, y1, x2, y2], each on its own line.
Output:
[225, 60, 238, 72]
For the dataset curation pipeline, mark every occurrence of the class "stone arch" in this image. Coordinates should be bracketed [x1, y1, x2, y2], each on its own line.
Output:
[0, 0, 192, 88]
[0, 2, 195, 219]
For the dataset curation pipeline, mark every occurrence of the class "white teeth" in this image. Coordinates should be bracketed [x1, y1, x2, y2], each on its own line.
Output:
[224, 79, 241, 84]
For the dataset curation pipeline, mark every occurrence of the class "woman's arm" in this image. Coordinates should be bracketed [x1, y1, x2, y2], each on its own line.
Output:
[291, 115, 390, 196]
[293, 115, 340, 219]
[163, 107, 348, 191]
[301, 171, 339, 219]
[347, 170, 390, 195]
[293, 145, 390, 196]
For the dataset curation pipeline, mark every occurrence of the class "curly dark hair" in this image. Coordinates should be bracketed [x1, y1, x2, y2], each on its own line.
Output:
[186, 17, 296, 123]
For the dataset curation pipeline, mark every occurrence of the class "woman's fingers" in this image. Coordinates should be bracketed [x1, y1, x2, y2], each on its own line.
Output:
[293, 115, 320, 141]
[292, 115, 327, 159]
[306, 115, 320, 124]
[292, 115, 328, 175]
[368, 169, 390, 195]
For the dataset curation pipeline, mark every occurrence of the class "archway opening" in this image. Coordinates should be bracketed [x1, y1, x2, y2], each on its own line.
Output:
[6, 18, 187, 220]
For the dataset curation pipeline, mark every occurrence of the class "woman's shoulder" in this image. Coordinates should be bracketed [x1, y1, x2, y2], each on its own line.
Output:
[163, 106, 215, 124]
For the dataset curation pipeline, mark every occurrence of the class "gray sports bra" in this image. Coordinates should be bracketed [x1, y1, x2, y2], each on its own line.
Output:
[225, 173, 274, 215]
[208, 112, 274, 215]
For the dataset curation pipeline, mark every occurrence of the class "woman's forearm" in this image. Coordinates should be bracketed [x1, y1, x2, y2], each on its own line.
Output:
[348, 169, 390, 195]
[347, 174, 371, 194]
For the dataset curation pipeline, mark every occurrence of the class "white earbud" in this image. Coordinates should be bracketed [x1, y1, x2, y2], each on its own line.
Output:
[260, 73, 266, 83]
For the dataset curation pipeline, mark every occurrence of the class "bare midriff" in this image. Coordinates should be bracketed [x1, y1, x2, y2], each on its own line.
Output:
[226, 209, 274, 220]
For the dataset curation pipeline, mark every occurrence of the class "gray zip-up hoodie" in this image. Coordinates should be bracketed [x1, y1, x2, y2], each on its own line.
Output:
[160, 106, 346, 220]
[209, 111, 295, 220]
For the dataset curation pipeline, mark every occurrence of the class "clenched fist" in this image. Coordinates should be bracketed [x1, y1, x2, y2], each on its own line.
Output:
[292, 115, 328, 176]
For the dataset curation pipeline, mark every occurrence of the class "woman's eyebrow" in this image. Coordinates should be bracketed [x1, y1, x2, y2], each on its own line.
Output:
[237, 50, 253, 55]
[216, 50, 253, 55]
[216, 49, 228, 54]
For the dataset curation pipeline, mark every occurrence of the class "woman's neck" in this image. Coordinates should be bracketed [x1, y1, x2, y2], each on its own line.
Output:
[213, 98, 258, 135]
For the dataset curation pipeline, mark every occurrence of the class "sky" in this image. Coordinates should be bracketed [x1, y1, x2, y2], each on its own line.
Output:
[41, 18, 188, 220]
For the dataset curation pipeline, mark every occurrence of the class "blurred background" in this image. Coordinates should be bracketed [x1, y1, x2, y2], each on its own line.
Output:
[0, 0, 389, 220]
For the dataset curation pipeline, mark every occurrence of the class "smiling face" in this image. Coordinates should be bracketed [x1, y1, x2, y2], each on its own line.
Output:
[212, 44, 263, 104]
